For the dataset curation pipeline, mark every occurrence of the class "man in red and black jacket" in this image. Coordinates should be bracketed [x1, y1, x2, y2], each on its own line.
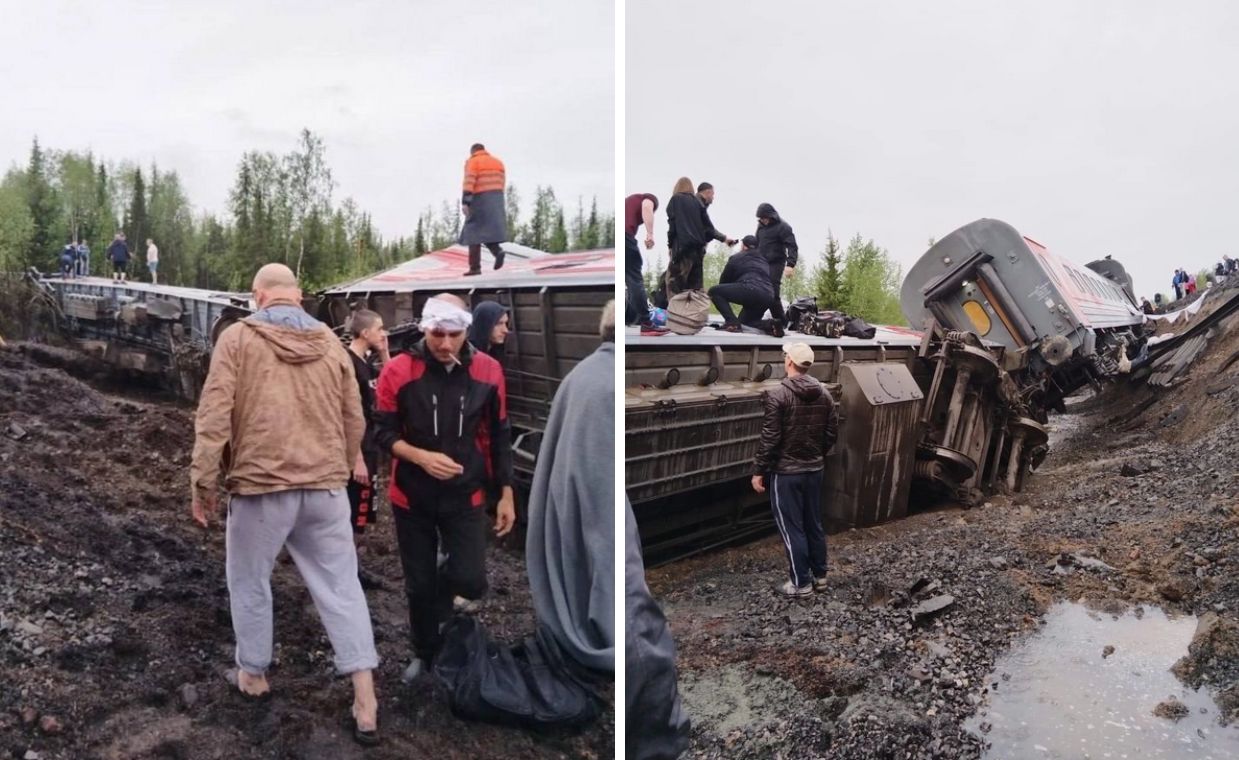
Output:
[374, 293, 516, 679]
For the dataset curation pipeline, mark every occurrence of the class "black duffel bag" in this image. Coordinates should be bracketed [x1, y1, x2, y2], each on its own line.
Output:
[433, 615, 604, 731]
[843, 315, 877, 339]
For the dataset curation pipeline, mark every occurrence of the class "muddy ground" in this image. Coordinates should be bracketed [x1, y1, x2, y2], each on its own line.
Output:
[0, 343, 612, 760]
[649, 306, 1239, 758]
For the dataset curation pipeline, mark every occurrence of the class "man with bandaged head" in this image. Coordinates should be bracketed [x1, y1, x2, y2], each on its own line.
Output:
[374, 293, 516, 681]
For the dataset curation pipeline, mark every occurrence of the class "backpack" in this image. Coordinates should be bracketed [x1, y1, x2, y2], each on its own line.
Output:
[433, 616, 603, 730]
[785, 296, 818, 331]
[665, 290, 711, 335]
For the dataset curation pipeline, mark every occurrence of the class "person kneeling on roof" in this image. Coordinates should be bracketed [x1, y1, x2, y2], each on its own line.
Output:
[708, 235, 776, 334]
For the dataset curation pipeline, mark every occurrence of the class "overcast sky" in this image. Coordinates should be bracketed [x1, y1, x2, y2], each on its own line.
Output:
[626, 0, 1239, 301]
[0, 0, 612, 241]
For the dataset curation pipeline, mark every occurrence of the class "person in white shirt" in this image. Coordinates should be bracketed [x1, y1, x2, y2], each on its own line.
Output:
[146, 239, 160, 285]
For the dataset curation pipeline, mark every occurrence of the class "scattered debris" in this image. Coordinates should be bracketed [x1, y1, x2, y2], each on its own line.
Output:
[1153, 697, 1190, 722]
[38, 715, 63, 735]
[1102, 645, 1115, 658]
[911, 595, 956, 625]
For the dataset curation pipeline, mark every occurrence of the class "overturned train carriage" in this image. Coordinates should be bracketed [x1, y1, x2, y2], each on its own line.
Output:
[627, 219, 1146, 562]
[315, 246, 614, 483]
[35, 245, 615, 483]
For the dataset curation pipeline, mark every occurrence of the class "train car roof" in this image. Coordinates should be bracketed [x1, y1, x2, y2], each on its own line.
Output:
[322, 245, 614, 294]
[625, 324, 925, 348]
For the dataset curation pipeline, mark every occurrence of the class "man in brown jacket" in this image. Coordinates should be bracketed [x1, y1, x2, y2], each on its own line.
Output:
[751, 342, 839, 598]
[190, 263, 380, 745]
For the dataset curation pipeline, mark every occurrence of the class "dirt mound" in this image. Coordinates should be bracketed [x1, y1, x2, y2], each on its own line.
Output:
[0, 344, 612, 759]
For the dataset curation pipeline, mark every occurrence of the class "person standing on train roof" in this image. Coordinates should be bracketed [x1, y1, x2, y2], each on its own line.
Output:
[752, 343, 839, 597]
[76, 239, 90, 277]
[107, 232, 130, 283]
[458, 143, 508, 277]
[664, 179, 735, 297]
[373, 293, 516, 683]
[754, 203, 799, 332]
[624, 192, 659, 327]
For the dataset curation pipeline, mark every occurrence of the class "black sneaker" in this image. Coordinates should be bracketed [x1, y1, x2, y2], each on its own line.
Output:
[492, 249, 506, 270]
[463, 268, 482, 277]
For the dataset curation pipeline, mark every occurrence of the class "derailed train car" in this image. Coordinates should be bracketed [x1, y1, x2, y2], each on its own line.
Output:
[627, 219, 1148, 562]
[32, 244, 614, 482]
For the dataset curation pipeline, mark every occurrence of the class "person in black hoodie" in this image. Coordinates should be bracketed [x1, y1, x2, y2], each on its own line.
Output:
[468, 300, 511, 363]
[708, 236, 776, 333]
[754, 203, 799, 326]
[665, 179, 735, 295]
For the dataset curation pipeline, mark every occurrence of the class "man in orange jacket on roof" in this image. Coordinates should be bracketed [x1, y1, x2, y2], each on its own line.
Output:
[459, 143, 509, 276]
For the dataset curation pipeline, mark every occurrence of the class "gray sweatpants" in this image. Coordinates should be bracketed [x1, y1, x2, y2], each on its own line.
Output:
[226, 488, 379, 675]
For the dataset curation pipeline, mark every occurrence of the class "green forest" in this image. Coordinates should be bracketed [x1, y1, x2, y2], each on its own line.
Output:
[0, 130, 614, 292]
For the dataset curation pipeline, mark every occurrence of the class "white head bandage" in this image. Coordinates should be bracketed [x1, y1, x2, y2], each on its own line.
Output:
[421, 297, 473, 332]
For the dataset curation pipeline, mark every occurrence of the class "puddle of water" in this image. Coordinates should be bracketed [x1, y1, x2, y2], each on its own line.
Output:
[968, 602, 1239, 759]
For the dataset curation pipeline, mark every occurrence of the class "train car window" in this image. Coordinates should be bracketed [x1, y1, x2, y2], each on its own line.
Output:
[962, 300, 992, 336]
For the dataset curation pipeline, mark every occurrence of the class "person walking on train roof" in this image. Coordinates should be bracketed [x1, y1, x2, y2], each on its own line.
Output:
[459, 143, 508, 276]
[624, 192, 659, 327]
[754, 203, 799, 331]
[107, 232, 130, 283]
[190, 263, 380, 746]
[664, 179, 734, 297]
[708, 235, 775, 334]
[346, 308, 390, 590]
[752, 343, 839, 597]
[373, 293, 516, 683]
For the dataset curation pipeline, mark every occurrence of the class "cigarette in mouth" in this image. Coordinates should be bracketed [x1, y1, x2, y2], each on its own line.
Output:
[448, 354, 462, 366]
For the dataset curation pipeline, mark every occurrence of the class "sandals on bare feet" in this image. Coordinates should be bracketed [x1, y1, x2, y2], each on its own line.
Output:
[343, 709, 380, 747]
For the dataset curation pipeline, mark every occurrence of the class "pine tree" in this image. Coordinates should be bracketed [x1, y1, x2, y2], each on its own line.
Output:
[125, 168, 148, 257]
[549, 208, 569, 253]
[413, 216, 427, 257]
[24, 138, 62, 269]
[812, 231, 843, 309]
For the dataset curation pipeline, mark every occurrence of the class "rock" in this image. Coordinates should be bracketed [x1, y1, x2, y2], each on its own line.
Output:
[24, 751, 41, 760]
[988, 556, 1008, 570]
[16, 620, 43, 636]
[6, 422, 28, 440]
[911, 595, 955, 625]
[179, 683, 199, 710]
[1157, 579, 1189, 602]
[926, 640, 952, 659]
[38, 715, 63, 734]
[19, 706, 38, 725]
[1102, 645, 1115, 658]
[1153, 697, 1190, 722]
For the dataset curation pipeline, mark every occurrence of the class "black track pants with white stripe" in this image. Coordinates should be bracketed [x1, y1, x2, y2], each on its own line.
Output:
[769, 470, 827, 588]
